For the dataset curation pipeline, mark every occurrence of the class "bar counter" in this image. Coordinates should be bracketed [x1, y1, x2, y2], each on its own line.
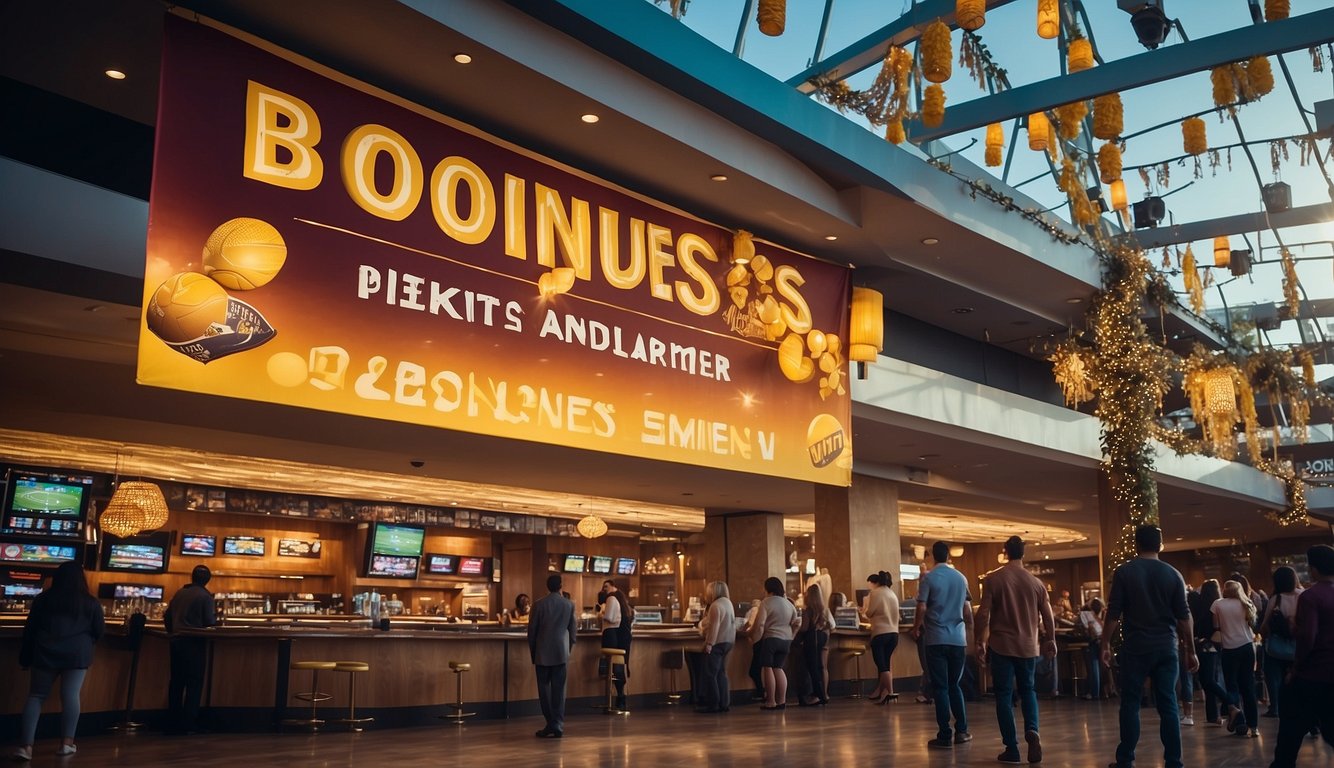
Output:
[1, 617, 924, 733]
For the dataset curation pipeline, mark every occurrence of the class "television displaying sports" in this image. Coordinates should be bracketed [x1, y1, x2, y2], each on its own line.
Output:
[0, 541, 79, 564]
[113, 584, 164, 601]
[104, 542, 168, 573]
[458, 556, 487, 576]
[562, 554, 586, 573]
[590, 556, 613, 574]
[3, 583, 43, 597]
[615, 557, 637, 575]
[180, 533, 216, 556]
[425, 554, 457, 575]
[223, 535, 265, 556]
[363, 522, 424, 578]
[2, 469, 94, 540]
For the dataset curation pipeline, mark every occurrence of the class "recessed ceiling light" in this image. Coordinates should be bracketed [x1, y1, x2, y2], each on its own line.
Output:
[917, 453, 940, 461]
[453, 53, 473, 64]
[1065, 297, 1084, 304]
[710, 174, 728, 182]
[825, 235, 838, 241]
[952, 307, 973, 314]
[104, 69, 126, 80]
[921, 237, 939, 245]
[580, 113, 600, 124]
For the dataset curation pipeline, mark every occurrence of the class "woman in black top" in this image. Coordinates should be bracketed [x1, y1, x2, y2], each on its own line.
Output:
[1191, 579, 1229, 725]
[600, 579, 634, 710]
[15, 561, 104, 761]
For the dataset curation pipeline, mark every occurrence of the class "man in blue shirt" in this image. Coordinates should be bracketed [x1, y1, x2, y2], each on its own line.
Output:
[912, 541, 974, 749]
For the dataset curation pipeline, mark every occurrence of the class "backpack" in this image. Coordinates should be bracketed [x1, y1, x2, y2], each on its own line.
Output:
[1268, 594, 1293, 639]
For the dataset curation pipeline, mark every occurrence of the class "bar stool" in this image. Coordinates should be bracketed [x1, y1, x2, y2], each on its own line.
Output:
[843, 645, 867, 698]
[283, 661, 337, 730]
[105, 613, 147, 731]
[660, 648, 685, 705]
[1065, 642, 1088, 699]
[597, 648, 629, 714]
[441, 661, 476, 723]
[331, 661, 374, 732]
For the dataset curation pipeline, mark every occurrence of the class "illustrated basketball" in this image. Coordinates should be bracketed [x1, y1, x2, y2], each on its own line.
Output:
[146, 272, 231, 343]
[202, 217, 288, 290]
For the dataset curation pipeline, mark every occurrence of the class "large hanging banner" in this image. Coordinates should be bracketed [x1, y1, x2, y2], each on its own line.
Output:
[140, 17, 853, 485]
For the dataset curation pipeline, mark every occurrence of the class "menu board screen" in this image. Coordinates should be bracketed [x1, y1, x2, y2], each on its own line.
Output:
[277, 538, 321, 558]
[458, 557, 486, 576]
[425, 554, 457, 575]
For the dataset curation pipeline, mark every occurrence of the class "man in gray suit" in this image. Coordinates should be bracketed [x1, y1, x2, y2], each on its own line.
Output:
[528, 573, 577, 737]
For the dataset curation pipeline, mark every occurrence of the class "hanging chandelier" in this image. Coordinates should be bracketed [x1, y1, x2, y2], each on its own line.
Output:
[577, 514, 608, 539]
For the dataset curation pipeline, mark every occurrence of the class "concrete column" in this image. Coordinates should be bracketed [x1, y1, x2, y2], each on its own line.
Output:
[813, 474, 903, 602]
[702, 510, 787, 604]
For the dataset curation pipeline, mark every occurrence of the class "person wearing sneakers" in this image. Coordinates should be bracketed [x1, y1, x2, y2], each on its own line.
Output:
[976, 535, 1056, 764]
[14, 561, 104, 761]
[1102, 525, 1198, 768]
[1212, 580, 1260, 738]
[912, 541, 974, 750]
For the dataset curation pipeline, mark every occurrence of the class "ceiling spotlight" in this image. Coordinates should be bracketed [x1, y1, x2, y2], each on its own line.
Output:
[1132, 196, 1165, 229]
[580, 113, 600, 124]
[453, 53, 473, 64]
[921, 237, 940, 245]
[1119, 0, 1171, 50]
[824, 235, 838, 241]
[952, 307, 973, 314]
[1229, 248, 1252, 277]
[1065, 297, 1084, 304]
[1085, 185, 1108, 214]
[709, 174, 728, 182]
[104, 69, 127, 80]
[1262, 181, 1291, 213]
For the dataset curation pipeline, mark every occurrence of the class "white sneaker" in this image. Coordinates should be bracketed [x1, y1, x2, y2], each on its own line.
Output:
[1180, 716, 1195, 726]
[56, 744, 77, 756]
[12, 746, 32, 761]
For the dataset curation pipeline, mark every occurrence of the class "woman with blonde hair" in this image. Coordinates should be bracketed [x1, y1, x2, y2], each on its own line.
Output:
[798, 583, 834, 706]
[697, 581, 736, 713]
[1211, 579, 1259, 737]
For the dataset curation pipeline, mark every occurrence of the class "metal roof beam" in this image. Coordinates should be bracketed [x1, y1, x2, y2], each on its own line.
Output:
[787, 0, 1021, 92]
[905, 8, 1334, 140]
[1118, 202, 1334, 249]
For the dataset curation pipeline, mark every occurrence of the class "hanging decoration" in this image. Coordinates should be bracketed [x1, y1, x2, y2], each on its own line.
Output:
[1212, 65, 1238, 107]
[985, 122, 1004, 167]
[1049, 339, 1094, 405]
[1181, 244, 1205, 314]
[757, 0, 785, 36]
[1059, 159, 1098, 227]
[1093, 93, 1124, 140]
[921, 19, 953, 83]
[1185, 360, 1239, 458]
[651, 0, 690, 19]
[1068, 34, 1095, 72]
[1280, 248, 1302, 318]
[577, 514, 609, 539]
[813, 46, 912, 129]
[958, 31, 1011, 92]
[1182, 117, 1207, 156]
[1110, 179, 1127, 211]
[99, 497, 144, 539]
[921, 84, 946, 128]
[1046, 121, 1059, 161]
[1028, 111, 1050, 151]
[1299, 349, 1317, 387]
[1056, 100, 1087, 140]
[1246, 56, 1275, 97]
[885, 119, 906, 145]
[956, 0, 986, 30]
[1265, 0, 1290, 21]
[1036, 0, 1059, 39]
[1213, 236, 1230, 268]
[1097, 142, 1122, 183]
[113, 481, 170, 531]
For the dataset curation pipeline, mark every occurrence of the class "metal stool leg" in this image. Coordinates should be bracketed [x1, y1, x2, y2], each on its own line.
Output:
[441, 670, 475, 722]
[850, 654, 864, 699]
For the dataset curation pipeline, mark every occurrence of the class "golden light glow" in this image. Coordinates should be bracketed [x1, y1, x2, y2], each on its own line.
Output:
[1214, 236, 1231, 267]
[104, 69, 127, 80]
[731, 229, 755, 265]
[1205, 368, 1237, 415]
[1110, 179, 1127, 211]
[1027, 112, 1050, 151]
[107, 481, 169, 532]
[1037, 0, 1059, 39]
[537, 266, 576, 297]
[848, 287, 884, 363]
[577, 514, 609, 538]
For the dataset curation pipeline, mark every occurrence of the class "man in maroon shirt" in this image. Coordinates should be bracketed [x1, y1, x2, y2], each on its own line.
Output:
[1269, 544, 1334, 768]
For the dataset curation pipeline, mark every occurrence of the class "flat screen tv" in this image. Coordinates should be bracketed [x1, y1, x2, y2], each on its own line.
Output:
[113, 584, 164, 601]
[2, 468, 94, 540]
[425, 554, 457, 575]
[615, 557, 637, 575]
[363, 522, 424, 578]
[3, 582, 43, 597]
[562, 554, 586, 573]
[0, 541, 80, 564]
[180, 533, 216, 556]
[223, 535, 265, 556]
[277, 539, 321, 558]
[457, 556, 487, 576]
[590, 556, 613, 574]
[102, 535, 170, 574]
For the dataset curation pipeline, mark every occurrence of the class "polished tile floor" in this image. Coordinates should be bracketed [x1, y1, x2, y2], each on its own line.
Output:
[13, 698, 1334, 767]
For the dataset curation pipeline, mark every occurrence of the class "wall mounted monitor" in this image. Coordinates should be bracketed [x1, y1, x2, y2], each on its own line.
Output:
[363, 522, 424, 578]
[0, 540, 80, 565]
[101, 532, 171, 574]
[180, 533, 216, 557]
[615, 557, 637, 576]
[113, 584, 164, 601]
[223, 535, 265, 556]
[590, 556, 613, 574]
[277, 538, 321, 558]
[3, 582, 43, 597]
[425, 554, 457, 575]
[457, 556, 487, 576]
[2, 468, 94, 540]
[562, 554, 586, 573]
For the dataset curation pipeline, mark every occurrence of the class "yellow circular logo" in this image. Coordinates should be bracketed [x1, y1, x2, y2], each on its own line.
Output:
[806, 414, 846, 468]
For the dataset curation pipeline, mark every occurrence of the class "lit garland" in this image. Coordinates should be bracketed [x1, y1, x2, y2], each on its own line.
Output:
[1279, 248, 1301, 318]
[959, 30, 1010, 91]
[1049, 338, 1095, 405]
[1181, 244, 1205, 314]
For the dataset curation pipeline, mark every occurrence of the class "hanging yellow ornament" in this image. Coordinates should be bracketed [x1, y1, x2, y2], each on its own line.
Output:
[921, 19, 953, 83]
[985, 122, 1004, 167]
[757, 0, 785, 36]
[1068, 36, 1094, 72]
[1093, 93, 1123, 140]
[1056, 100, 1087, 140]
[1299, 349, 1317, 387]
[1037, 0, 1059, 39]
[1212, 65, 1237, 107]
[1183, 117, 1207, 156]
[1047, 121, 1058, 161]
[1265, 0, 1290, 21]
[1097, 142, 1122, 183]
[1182, 244, 1205, 314]
[1246, 56, 1275, 97]
[956, 0, 986, 30]
[885, 118, 906, 145]
[1110, 179, 1127, 211]
[1213, 236, 1230, 267]
[1049, 343, 1094, 405]
[1028, 112, 1050, 151]
[1281, 248, 1301, 318]
[1205, 367, 1235, 415]
[921, 84, 946, 128]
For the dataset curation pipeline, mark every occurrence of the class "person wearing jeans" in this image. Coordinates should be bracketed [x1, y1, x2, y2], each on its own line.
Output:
[1101, 525, 1197, 768]
[912, 541, 973, 750]
[1269, 545, 1334, 768]
[1212, 580, 1260, 736]
[696, 580, 736, 713]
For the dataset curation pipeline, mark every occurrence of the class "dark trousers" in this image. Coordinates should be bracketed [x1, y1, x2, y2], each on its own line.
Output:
[1196, 651, 1228, 722]
[748, 640, 764, 693]
[168, 638, 207, 732]
[800, 629, 828, 701]
[699, 643, 732, 710]
[991, 653, 1039, 749]
[1264, 653, 1292, 716]
[1221, 644, 1258, 730]
[1269, 677, 1334, 768]
[535, 663, 568, 733]
[1084, 643, 1102, 698]
[1114, 648, 1182, 768]
[925, 644, 968, 739]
